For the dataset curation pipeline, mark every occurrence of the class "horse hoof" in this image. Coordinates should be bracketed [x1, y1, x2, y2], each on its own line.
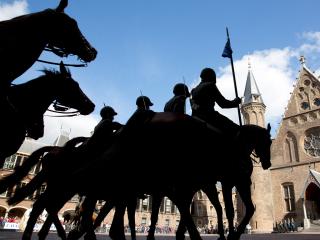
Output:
[84, 232, 97, 240]
[67, 230, 82, 240]
[227, 231, 240, 240]
[176, 234, 185, 240]
[21, 233, 32, 240]
[147, 235, 155, 240]
[217, 236, 227, 240]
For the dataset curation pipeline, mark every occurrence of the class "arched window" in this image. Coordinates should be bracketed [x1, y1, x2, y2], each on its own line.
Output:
[284, 132, 299, 163]
[282, 183, 295, 212]
[252, 111, 258, 125]
[243, 112, 250, 124]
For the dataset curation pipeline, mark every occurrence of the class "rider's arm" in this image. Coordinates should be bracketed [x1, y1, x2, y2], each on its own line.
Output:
[214, 85, 241, 108]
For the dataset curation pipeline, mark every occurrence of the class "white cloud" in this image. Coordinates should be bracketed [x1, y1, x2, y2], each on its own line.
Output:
[38, 114, 99, 145]
[216, 47, 296, 129]
[0, 0, 28, 21]
[189, 31, 320, 136]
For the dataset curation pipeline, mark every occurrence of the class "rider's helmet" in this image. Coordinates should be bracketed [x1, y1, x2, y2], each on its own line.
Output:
[100, 106, 117, 119]
[173, 83, 190, 97]
[136, 96, 153, 109]
[200, 68, 216, 83]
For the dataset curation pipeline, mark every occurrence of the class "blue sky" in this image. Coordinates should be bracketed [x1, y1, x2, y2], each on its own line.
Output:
[1, 0, 320, 144]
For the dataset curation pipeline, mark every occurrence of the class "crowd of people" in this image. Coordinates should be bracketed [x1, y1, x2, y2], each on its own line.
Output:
[273, 218, 298, 233]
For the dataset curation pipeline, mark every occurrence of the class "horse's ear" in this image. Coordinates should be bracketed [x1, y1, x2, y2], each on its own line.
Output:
[56, 0, 68, 12]
[60, 61, 67, 75]
[267, 123, 271, 133]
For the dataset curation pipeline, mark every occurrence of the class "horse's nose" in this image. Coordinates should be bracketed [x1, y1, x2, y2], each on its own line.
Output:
[80, 102, 95, 115]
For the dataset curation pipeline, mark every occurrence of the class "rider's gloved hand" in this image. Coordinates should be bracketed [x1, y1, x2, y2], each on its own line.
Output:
[233, 97, 242, 105]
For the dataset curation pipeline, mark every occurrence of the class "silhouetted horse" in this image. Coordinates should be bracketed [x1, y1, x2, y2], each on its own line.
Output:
[0, 0, 97, 91]
[6, 113, 271, 240]
[0, 62, 95, 166]
[148, 125, 271, 240]
[147, 184, 225, 240]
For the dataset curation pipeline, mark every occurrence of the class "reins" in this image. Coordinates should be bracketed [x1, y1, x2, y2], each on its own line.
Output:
[38, 47, 88, 67]
[37, 59, 87, 68]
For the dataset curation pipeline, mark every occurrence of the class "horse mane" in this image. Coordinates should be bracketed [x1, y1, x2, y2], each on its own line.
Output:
[40, 67, 69, 77]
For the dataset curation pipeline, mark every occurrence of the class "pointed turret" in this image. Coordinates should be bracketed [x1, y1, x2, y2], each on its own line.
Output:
[240, 60, 274, 233]
[52, 128, 70, 146]
[241, 61, 266, 126]
[243, 62, 264, 106]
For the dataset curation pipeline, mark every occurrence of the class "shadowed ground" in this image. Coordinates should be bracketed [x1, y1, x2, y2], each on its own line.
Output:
[0, 232, 320, 240]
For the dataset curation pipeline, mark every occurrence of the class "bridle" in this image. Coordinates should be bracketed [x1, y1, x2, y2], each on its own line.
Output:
[45, 100, 80, 117]
[38, 46, 88, 67]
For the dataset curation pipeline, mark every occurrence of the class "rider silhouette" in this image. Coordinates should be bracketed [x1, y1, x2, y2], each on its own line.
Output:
[164, 83, 190, 114]
[86, 105, 122, 151]
[190, 67, 241, 137]
[126, 96, 155, 128]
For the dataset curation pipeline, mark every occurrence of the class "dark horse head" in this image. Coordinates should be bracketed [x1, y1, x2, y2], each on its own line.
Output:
[49, 62, 95, 115]
[0, 0, 97, 87]
[0, 62, 94, 166]
[45, 0, 97, 62]
[239, 123, 272, 170]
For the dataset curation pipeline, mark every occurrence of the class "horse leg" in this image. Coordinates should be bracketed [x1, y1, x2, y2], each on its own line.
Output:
[175, 217, 187, 240]
[172, 192, 202, 240]
[68, 197, 97, 240]
[38, 215, 52, 240]
[53, 214, 67, 240]
[202, 184, 226, 240]
[93, 201, 114, 229]
[127, 197, 137, 240]
[22, 195, 47, 240]
[109, 202, 126, 240]
[38, 214, 66, 240]
[222, 182, 236, 240]
[84, 201, 114, 240]
[231, 184, 254, 240]
[147, 194, 162, 240]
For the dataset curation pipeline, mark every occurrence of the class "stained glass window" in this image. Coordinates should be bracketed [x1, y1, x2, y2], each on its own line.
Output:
[304, 131, 320, 157]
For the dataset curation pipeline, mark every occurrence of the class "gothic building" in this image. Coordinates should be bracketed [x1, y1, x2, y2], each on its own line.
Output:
[240, 57, 320, 232]
[270, 57, 320, 229]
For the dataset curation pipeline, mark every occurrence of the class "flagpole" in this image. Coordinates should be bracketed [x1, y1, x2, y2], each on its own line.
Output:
[225, 27, 242, 126]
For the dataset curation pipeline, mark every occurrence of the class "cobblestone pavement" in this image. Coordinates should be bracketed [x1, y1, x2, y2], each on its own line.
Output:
[1, 232, 320, 240]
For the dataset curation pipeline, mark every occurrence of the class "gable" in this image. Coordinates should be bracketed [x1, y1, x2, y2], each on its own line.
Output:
[284, 66, 320, 119]
[271, 64, 320, 166]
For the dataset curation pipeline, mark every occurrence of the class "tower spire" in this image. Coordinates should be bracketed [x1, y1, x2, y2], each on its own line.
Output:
[243, 61, 264, 105]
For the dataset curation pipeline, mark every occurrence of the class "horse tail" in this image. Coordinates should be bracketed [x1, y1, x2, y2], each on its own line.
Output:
[7, 169, 47, 206]
[0, 146, 56, 194]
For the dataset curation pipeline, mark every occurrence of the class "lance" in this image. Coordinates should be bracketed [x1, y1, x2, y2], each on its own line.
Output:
[182, 76, 187, 114]
[139, 90, 147, 110]
[222, 27, 242, 126]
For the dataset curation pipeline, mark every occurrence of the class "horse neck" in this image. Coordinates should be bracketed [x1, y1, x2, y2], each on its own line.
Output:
[0, 10, 53, 84]
[235, 126, 258, 164]
[2, 9, 53, 38]
[9, 76, 58, 118]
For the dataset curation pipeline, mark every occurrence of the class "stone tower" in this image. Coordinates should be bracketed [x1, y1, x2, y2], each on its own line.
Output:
[240, 61, 274, 232]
